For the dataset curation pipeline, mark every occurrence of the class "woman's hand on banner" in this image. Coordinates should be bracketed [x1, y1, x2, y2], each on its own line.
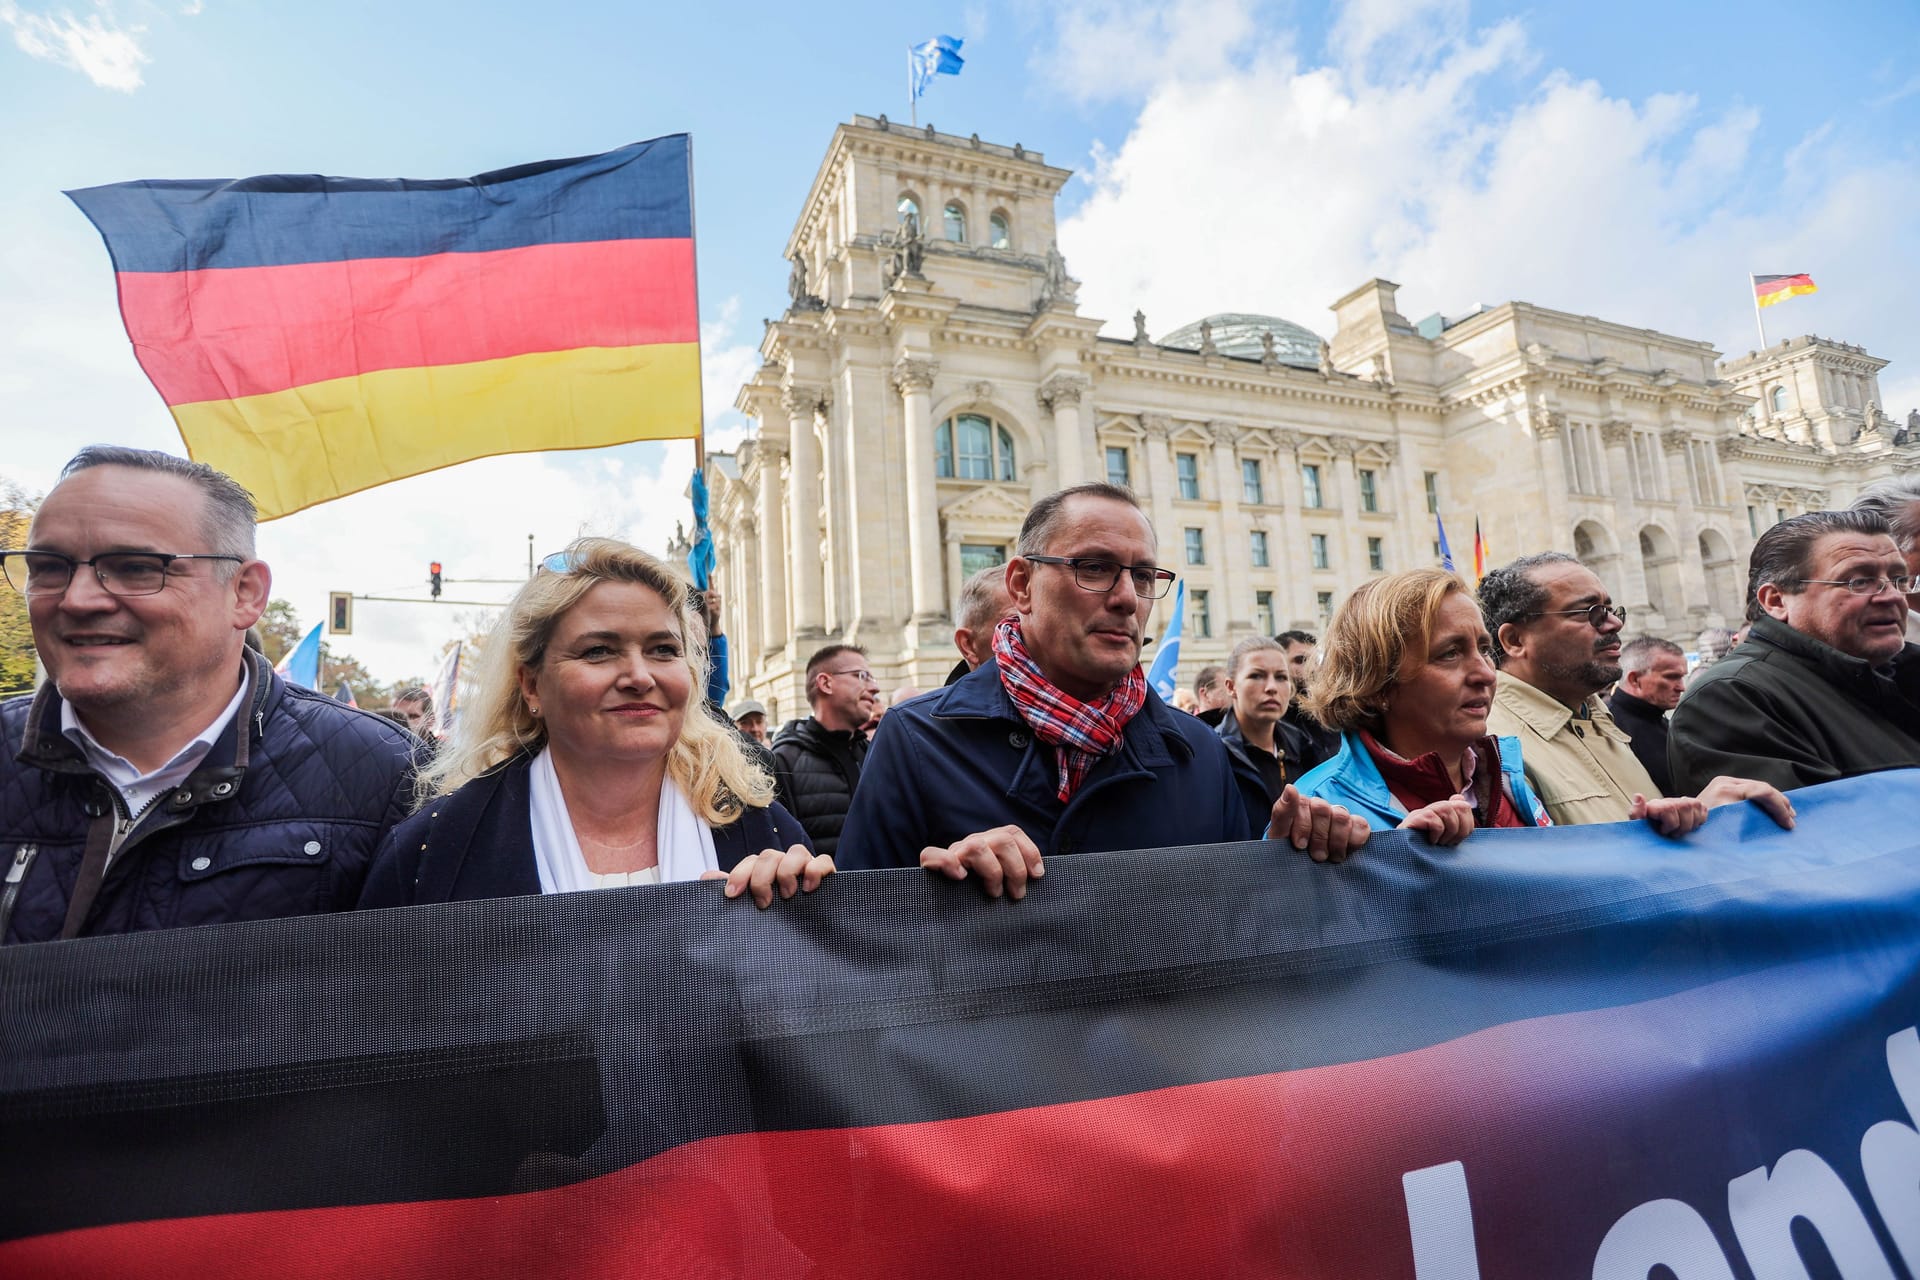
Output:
[707, 845, 833, 908]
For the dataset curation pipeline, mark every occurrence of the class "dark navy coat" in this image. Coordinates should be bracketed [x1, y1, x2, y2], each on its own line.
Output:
[356, 751, 813, 907]
[1, 649, 419, 944]
[834, 659, 1254, 870]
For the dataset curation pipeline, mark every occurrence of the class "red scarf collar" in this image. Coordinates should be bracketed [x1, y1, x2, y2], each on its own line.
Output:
[993, 616, 1147, 803]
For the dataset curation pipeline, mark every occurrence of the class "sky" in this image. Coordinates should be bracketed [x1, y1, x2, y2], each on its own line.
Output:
[2, 0, 1916, 687]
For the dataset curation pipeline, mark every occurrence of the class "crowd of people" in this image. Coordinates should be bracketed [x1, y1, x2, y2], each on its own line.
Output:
[4, 447, 1920, 943]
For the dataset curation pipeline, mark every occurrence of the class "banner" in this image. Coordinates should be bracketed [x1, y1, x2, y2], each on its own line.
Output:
[3, 772, 1918, 1278]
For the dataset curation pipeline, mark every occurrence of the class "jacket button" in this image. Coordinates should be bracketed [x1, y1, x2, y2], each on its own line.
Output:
[212, 782, 234, 797]
[1009, 731, 1029, 748]
[82, 801, 105, 818]
[173, 789, 193, 805]
[303, 840, 322, 856]
[190, 856, 211, 871]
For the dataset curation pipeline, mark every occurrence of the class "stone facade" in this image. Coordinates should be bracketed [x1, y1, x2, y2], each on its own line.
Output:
[704, 115, 1917, 723]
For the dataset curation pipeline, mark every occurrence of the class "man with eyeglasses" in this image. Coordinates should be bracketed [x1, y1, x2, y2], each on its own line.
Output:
[0, 446, 419, 943]
[1479, 552, 1792, 832]
[837, 483, 1369, 891]
[1669, 510, 1920, 793]
[768, 643, 878, 859]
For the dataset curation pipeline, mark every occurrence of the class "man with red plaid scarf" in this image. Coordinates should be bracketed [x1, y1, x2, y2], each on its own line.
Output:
[836, 484, 1370, 893]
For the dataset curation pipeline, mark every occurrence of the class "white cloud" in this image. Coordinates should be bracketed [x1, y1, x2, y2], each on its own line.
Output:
[1052, 0, 1920, 416]
[1, 2, 149, 91]
[1042, 0, 1262, 104]
[699, 295, 760, 453]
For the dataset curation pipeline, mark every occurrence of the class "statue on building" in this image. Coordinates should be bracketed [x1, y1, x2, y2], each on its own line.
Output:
[1198, 319, 1217, 356]
[1260, 329, 1277, 366]
[1133, 310, 1150, 345]
[882, 209, 926, 288]
[1317, 339, 1335, 377]
[787, 254, 824, 312]
[1036, 240, 1079, 310]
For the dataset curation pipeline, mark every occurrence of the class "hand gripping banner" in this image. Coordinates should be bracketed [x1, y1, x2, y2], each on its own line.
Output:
[3, 771, 1919, 1278]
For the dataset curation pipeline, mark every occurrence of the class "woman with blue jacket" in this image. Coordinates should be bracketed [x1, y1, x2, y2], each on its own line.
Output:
[1292, 569, 1552, 849]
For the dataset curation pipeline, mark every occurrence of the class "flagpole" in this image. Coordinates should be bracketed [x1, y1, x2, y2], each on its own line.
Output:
[909, 47, 917, 127]
[1750, 273, 1768, 351]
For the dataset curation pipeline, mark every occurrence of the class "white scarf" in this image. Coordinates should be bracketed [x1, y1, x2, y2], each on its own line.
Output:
[527, 747, 718, 894]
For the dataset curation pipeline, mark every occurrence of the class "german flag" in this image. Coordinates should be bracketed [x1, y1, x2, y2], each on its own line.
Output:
[1753, 272, 1818, 308]
[66, 137, 701, 519]
[1, 774, 1917, 1277]
[1472, 517, 1489, 583]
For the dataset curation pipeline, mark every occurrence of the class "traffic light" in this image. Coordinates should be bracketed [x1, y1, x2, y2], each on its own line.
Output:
[429, 562, 443, 600]
[328, 591, 353, 635]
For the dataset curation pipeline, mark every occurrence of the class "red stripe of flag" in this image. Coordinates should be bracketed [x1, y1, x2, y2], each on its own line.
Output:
[1753, 272, 1814, 299]
[115, 237, 698, 406]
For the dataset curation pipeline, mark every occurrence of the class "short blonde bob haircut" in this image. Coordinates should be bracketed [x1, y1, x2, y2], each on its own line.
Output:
[415, 536, 774, 823]
[1304, 568, 1475, 734]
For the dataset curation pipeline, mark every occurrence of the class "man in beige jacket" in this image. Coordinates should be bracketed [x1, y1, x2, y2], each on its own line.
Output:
[1478, 553, 1793, 832]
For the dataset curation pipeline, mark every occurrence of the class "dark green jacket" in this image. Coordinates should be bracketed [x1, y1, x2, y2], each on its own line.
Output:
[1668, 615, 1920, 794]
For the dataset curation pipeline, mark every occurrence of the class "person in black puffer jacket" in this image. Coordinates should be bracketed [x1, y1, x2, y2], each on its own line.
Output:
[768, 643, 876, 859]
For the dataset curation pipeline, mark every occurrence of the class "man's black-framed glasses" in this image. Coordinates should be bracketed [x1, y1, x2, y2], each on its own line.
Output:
[1799, 574, 1914, 596]
[0, 550, 244, 598]
[1527, 602, 1628, 629]
[1024, 555, 1178, 599]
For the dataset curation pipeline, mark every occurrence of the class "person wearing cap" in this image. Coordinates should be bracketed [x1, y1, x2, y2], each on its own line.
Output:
[730, 699, 770, 745]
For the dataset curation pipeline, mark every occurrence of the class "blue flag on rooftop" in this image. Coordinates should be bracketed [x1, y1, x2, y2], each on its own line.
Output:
[1145, 579, 1185, 702]
[1436, 513, 1455, 572]
[909, 35, 964, 101]
[688, 467, 716, 592]
[273, 621, 322, 691]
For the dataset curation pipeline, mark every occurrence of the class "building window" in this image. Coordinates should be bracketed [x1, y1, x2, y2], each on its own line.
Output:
[1359, 469, 1379, 513]
[898, 194, 921, 230]
[943, 202, 967, 243]
[1250, 530, 1269, 567]
[989, 211, 1011, 249]
[1770, 385, 1788, 414]
[1316, 590, 1334, 620]
[1241, 458, 1264, 505]
[936, 413, 1016, 482]
[1302, 463, 1324, 509]
[1310, 533, 1330, 570]
[1254, 591, 1274, 636]
[1105, 445, 1131, 489]
[1748, 505, 1761, 537]
[1193, 589, 1212, 639]
[1424, 471, 1439, 514]
[1432, 539, 1442, 562]
[1177, 452, 1200, 500]
[1184, 527, 1205, 565]
[960, 543, 1007, 578]
[1367, 536, 1385, 572]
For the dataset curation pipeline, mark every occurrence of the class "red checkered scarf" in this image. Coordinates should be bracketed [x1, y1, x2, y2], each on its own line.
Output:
[993, 615, 1147, 803]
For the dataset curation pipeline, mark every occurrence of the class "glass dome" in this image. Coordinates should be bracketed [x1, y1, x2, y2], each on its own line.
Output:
[1158, 313, 1324, 369]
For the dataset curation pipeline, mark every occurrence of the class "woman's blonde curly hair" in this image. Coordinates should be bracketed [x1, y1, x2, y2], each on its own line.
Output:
[414, 536, 773, 823]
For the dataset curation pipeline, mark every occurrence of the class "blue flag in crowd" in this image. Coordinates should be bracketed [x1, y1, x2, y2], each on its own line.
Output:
[909, 35, 964, 101]
[1145, 579, 1185, 701]
[273, 621, 322, 690]
[688, 467, 716, 592]
[1436, 513, 1455, 572]
[332, 683, 358, 708]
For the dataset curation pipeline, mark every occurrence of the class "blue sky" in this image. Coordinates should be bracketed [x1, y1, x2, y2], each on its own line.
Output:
[3, 0, 1916, 682]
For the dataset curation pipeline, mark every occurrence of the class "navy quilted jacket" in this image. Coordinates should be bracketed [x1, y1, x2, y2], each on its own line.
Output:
[0, 649, 420, 944]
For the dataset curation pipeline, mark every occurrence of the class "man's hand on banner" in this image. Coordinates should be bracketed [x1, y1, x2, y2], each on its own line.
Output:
[707, 845, 834, 908]
[1696, 775, 1796, 829]
[1627, 793, 1709, 837]
[921, 825, 1046, 900]
[1397, 796, 1477, 846]
[1267, 786, 1371, 863]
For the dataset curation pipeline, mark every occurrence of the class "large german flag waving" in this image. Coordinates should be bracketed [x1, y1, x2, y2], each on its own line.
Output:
[66, 137, 701, 519]
[1753, 272, 1818, 308]
[3, 773, 1919, 1277]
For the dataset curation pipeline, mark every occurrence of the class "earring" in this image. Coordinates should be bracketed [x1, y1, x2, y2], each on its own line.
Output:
[529, 704, 542, 717]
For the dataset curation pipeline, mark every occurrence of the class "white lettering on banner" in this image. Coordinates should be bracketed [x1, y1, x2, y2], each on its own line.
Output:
[1400, 1026, 1919, 1276]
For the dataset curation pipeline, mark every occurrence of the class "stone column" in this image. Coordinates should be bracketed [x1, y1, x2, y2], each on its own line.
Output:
[1718, 436, 1756, 562]
[892, 356, 947, 622]
[1532, 408, 1571, 556]
[1330, 434, 1369, 578]
[783, 387, 826, 637]
[1037, 372, 1092, 488]
[752, 442, 789, 657]
[1600, 419, 1651, 613]
[1209, 421, 1252, 629]
[1662, 429, 1709, 620]
[1140, 415, 1178, 567]
[1273, 431, 1310, 625]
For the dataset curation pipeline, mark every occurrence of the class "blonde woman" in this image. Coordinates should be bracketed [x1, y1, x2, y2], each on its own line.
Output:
[358, 538, 827, 910]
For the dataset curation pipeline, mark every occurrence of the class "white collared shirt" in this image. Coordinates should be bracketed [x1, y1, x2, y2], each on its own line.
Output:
[61, 674, 250, 837]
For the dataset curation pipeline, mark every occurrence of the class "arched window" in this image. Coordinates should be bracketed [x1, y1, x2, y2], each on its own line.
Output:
[936, 413, 1016, 481]
[897, 194, 921, 233]
[1770, 385, 1788, 414]
[989, 211, 1011, 249]
[943, 202, 967, 243]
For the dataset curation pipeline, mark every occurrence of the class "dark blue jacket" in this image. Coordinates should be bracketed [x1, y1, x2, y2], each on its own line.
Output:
[834, 659, 1253, 870]
[0, 649, 419, 944]
[356, 751, 813, 907]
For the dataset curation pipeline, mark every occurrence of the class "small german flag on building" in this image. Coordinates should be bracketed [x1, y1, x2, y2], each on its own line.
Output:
[1753, 272, 1818, 308]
